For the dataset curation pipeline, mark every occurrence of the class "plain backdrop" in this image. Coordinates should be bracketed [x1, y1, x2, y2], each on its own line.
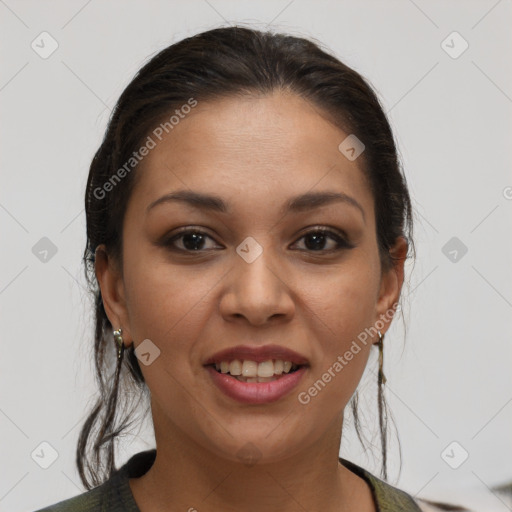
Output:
[1, 1, 511, 511]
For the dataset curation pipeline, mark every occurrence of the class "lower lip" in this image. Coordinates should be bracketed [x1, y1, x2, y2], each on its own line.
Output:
[205, 366, 307, 404]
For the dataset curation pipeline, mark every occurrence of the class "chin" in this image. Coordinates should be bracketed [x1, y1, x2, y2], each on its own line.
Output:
[203, 428, 308, 467]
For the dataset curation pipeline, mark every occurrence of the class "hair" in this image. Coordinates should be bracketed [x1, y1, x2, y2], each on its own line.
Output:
[78, 25, 415, 490]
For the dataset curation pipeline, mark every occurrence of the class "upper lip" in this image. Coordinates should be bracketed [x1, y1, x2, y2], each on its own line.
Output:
[204, 344, 309, 366]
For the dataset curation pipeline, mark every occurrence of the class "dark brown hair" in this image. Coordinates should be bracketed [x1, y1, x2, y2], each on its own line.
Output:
[78, 25, 414, 490]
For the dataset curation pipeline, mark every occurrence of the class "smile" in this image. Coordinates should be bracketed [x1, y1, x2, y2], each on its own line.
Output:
[205, 361, 308, 404]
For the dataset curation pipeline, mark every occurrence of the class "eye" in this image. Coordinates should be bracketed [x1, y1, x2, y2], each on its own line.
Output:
[161, 226, 354, 254]
[163, 228, 221, 252]
[292, 227, 354, 252]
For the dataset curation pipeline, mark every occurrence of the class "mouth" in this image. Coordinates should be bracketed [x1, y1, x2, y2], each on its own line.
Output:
[203, 344, 309, 382]
[203, 344, 309, 404]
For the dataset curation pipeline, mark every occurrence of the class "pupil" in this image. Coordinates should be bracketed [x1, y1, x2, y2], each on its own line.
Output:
[305, 233, 325, 251]
[183, 233, 204, 251]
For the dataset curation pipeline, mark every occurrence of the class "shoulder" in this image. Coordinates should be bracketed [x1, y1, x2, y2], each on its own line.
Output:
[361, 470, 473, 511]
[370, 477, 423, 511]
[31, 483, 108, 512]
[31, 465, 131, 512]
[31, 450, 156, 512]
[339, 457, 422, 511]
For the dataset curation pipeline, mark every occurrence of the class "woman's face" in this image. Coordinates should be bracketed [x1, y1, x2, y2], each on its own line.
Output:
[97, 90, 405, 464]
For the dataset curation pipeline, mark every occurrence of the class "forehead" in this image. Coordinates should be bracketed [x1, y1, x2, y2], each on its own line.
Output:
[130, 91, 373, 218]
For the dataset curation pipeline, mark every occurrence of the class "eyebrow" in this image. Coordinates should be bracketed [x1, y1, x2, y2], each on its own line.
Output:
[146, 189, 365, 221]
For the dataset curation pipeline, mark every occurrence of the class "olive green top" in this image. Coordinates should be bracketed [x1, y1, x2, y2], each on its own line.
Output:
[33, 450, 422, 511]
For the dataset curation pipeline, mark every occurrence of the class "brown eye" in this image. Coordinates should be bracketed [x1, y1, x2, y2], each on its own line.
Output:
[163, 229, 221, 252]
[292, 228, 354, 252]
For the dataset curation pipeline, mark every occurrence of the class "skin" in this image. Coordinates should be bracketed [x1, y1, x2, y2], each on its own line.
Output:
[95, 90, 407, 512]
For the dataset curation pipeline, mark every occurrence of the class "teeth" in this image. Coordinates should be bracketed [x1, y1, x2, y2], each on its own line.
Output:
[229, 360, 242, 376]
[214, 359, 299, 378]
[235, 375, 280, 383]
[257, 360, 274, 378]
[242, 360, 258, 377]
[274, 360, 284, 374]
[255, 376, 274, 382]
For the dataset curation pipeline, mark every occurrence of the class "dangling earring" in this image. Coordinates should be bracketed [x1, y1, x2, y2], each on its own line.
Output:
[377, 330, 387, 385]
[113, 328, 125, 361]
[97, 327, 125, 474]
[377, 329, 388, 481]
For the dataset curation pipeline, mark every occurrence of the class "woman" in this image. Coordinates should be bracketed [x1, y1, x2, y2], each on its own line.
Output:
[34, 25, 452, 511]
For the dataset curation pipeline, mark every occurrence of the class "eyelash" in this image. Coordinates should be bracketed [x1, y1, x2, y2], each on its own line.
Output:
[162, 226, 354, 254]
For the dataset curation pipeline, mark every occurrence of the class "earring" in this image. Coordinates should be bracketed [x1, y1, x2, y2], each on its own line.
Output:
[377, 329, 388, 481]
[377, 330, 387, 385]
[113, 328, 125, 360]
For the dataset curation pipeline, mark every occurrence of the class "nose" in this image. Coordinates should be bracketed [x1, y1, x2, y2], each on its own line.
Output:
[218, 244, 295, 326]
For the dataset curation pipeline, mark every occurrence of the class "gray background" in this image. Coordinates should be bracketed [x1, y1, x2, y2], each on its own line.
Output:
[1, 1, 511, 511]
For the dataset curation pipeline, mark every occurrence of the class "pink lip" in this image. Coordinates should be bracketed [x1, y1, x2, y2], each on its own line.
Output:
[204, 344, 309, 365]
[206, 365, 307, 404]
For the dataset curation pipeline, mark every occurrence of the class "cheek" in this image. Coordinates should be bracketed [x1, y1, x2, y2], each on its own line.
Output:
[297, 261, 379, 401]
[122, 257, 216, 416]
[122, 249, 223, 362]
[303, 259, 379, 345]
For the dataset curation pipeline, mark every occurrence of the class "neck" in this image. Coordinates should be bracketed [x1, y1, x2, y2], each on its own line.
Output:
[130, 409, 371, 512]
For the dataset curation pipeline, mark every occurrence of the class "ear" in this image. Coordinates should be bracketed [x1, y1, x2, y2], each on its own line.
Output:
[374, 236, 408, 337]
[94, 244, 132, 345]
